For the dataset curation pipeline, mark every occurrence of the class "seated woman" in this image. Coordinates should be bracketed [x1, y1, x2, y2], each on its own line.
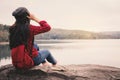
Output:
[9, 7, 57, 69]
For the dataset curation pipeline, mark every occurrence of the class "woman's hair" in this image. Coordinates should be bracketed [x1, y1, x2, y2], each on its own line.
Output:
[9, 7, 31, 51]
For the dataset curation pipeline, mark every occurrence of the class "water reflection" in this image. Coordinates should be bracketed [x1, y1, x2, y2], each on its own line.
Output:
[0, 44, 10, 60]
[0, 40, 120, 68]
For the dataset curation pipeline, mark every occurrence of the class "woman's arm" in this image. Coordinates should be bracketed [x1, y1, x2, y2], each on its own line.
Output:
[27, 14, 51, 35]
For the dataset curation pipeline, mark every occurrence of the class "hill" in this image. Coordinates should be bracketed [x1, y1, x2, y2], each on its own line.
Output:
[0, 24, 120, 42]
[98, 31, 120, 39]
[35, 29, 97, 39]
[35, 28, 120, 40]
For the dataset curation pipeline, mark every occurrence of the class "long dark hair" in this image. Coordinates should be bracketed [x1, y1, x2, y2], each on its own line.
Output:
[9, 7, 31, 52]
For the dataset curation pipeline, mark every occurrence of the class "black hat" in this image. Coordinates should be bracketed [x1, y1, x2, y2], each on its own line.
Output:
[12, 7, 29, 17]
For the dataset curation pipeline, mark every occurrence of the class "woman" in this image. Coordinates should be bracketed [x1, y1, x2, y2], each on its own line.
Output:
[9, 7, 57, 69]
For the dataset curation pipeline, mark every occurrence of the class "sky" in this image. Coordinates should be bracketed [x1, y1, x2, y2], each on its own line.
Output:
[0, 0, 120, 32]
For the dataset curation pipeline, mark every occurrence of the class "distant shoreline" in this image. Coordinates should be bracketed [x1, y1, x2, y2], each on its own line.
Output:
[0, 42, 9, 45]
[0, 39, 120, 45]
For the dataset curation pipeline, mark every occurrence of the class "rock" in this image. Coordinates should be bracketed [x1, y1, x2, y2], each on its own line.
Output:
[0, 64, 120, 80]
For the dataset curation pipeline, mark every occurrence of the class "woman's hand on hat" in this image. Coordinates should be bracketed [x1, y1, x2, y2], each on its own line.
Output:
[27, 14, 40, 23]
[27, 14, 35, 20]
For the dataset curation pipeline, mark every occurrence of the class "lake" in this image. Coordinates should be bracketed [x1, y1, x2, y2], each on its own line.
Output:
[0, 39, 120, 68]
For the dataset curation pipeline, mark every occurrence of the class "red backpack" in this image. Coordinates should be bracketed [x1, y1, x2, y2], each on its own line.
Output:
[11, 45, 34, 69]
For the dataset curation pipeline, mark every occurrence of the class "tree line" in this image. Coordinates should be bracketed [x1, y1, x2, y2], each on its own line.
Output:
[0, 24, 120, 42]
[35, 29, 120, 40]
[0, 24, 9, 42]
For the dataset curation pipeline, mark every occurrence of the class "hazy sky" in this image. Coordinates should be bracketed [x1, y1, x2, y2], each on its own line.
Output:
[1, 0, 120, 32]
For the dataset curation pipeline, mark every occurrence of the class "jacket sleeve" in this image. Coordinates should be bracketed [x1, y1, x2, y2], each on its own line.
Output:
[30, 20, 51, 35]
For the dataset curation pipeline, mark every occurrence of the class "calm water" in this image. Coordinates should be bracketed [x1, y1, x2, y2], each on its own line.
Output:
[0, 39, 120, 68]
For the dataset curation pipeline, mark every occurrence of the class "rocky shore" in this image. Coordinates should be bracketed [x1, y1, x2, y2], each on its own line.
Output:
[0, 64, 120, 80]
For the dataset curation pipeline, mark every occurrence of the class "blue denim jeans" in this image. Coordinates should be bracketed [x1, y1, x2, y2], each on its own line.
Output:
[33, 43, 57, 66]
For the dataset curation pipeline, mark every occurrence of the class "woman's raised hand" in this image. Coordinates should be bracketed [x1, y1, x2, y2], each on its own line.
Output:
[27, 14, 40, 23]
